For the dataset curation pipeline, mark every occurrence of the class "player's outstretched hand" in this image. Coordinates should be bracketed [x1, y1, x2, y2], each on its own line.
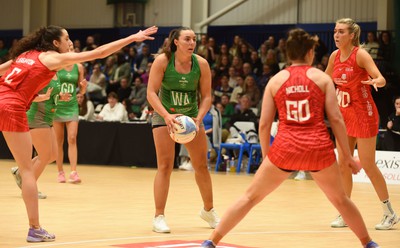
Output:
[133, 26, 158, 42]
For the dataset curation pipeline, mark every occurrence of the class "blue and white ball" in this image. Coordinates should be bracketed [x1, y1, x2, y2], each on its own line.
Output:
[170, 115, 197, 144]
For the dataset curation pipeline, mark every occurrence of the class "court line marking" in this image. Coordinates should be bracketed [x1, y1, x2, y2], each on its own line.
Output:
[17, 229, 361, 248]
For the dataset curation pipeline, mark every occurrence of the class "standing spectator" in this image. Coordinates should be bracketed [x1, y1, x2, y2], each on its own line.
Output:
[147, 27, 220, 233]
[384, 96, 400, 151]
[325, 18, 398, 230]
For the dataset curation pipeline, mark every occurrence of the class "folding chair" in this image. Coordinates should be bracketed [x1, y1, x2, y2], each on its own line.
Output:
[215, 121, 258, 172]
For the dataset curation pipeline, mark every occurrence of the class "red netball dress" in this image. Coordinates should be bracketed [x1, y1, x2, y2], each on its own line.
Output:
[268, 66, 336, 171]
[0, 50, 56, 132]
[332, 47, 379, 138]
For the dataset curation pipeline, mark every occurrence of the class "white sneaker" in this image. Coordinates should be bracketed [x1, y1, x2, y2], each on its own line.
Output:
[375, 213, 399, 230]
[179, 160, 193, 171]
[200, 208, 220, 228]
[294, 171, 306, 180]
[152, 215, 171, 233]
[11, 167, 22, 189]
[331, 215, 348, 228]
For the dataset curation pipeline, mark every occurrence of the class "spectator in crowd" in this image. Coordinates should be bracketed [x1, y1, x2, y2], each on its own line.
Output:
[264, 35, 276, 50]
[313, 34, 328, 64]
[81, 35, 97, 51]
[102, 55, 117, 83]
[227, 66, 238, 88]
[140, 61, 153, 85]
[242, 75, 261, 108]
[216, 43, 233, 66]
[107, 52, 131, 94]
[73, 39, 81, 52]
[226, 94, 258, 130]
[77, 93, 95, 121]
[229, 35, 241, 57]
[275, 38, 287, 64]
[214, 74, 233, 103]
[231, 55, 243, 76]
[363, 31, 380, 59]
[87, 62, 107, 103]
[230, 75, 244, 103]
[384, 96, 400, 151]
[133, 41, 146, 56]
[378, 31, 395, 64]
[249, 51, 263, 77]
[237, 42, 252, 64]
[265, 48, 280, 74]
[214, 54, 231, 78]
[258, 43, 268, 65]
[126, 46, 138, 70]
[97, 92, 128, 122]
[134, 43, 153, 78]
[257, 63, 274, 92]
[0, 39, 9, 59]
[117, 77, 132, 102]
[197, 34, 209, 59]
[206, 37, 218, 66]
[242, 62, 256, 79]
[129, 76, 147, 118]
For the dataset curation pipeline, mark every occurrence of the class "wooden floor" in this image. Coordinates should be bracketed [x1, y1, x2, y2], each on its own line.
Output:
[0, 159, 399, 248]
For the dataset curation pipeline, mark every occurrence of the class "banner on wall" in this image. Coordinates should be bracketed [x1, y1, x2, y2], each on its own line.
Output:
[351, 150, 400, 185]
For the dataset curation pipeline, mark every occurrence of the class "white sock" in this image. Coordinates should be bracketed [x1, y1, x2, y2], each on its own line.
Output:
[382, 199, 395, 215]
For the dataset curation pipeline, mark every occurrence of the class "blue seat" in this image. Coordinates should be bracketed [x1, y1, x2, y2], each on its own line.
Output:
[215, 132, 252, 172]
[246, 135, 275, 173]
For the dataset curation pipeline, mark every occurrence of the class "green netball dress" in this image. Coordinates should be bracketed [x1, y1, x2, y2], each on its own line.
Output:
[27, 77, 61, 128]
[54, 64, 79, 122]
[152, 53, 200, 125]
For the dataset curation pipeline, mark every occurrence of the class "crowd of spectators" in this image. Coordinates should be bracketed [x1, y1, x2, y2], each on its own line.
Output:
[0, 30, 397, 146]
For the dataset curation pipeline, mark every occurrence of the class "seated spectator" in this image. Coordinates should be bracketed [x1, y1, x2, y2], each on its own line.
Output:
[215, 54, 231, 78]
[87, 62, 107, 103]
[140, 62, 152, 85]
[220, 94, 235, 128]
[230, 75, 245, 104]
[77, 93, 95, 121]
[97, 92, 128, 122]
[231, 55, 243, 76]
[227, 66, 238, 88]
[117, 77, 132, 102]
[363, 31, 380, 59]
[107, 52, 131, 94]
[275, 38, 287, 64]
[242, 62, 256, 79]
[134, 44, 153, 78]
[129, 76, 147, 117]
[214, 74, 233, 103]
[226, 94, 258, 130]
[242, 75, 261, 108]
[249, 51, 263, 77]
[102, 55, 117, 83]
[257, 64, 274, 92]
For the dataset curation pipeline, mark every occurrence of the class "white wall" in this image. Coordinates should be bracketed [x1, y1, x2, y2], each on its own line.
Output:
[48, 0, 114, 28]
[0, 0, 383, 30]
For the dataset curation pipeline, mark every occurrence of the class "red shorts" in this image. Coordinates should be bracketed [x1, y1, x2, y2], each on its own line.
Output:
[0, 103, 29, 132]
